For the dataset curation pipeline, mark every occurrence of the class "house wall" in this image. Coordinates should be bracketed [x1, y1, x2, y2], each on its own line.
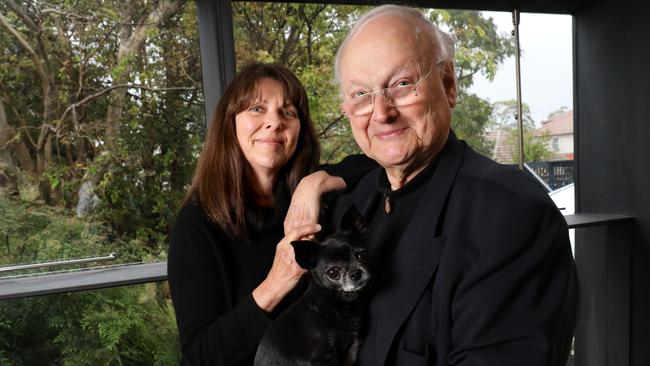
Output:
[557, 134, 573, 155]
[547, 133, 574, 156]
[575, 0, 650, 365]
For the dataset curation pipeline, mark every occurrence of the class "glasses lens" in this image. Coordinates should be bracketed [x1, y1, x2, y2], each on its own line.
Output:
[389, 85, 416, 106]
[346, 95, 373, 117]
[343, 82, 419, 117]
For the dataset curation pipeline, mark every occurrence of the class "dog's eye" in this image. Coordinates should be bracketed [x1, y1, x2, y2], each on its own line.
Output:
[325, 266, 341, 280]
[355, 251, 367, 262]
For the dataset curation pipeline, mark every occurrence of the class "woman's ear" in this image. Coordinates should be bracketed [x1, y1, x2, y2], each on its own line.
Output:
[291, 240, 321, 270]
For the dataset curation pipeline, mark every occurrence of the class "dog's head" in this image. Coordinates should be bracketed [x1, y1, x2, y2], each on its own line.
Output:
[291, 206, 370, 298]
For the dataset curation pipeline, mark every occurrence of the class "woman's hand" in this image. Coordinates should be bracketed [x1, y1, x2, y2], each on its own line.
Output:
[252, 223, 322, 313]
[284, 171, 346, 236]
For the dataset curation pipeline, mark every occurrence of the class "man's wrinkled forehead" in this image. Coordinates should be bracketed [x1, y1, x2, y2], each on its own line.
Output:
[349, 15, 419, 52]
[339, 15, 427, 78]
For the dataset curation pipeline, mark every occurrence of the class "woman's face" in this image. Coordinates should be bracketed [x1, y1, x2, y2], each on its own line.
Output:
[235, 78, 301, 181]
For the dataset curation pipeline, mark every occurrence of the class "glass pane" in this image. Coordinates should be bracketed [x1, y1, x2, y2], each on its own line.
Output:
[231, 7, 575, 365]
[0, 283, 179, 364]
[232, 2, 370, 163]
[0, 1, 203, 271]
[469, 12, 575, 253]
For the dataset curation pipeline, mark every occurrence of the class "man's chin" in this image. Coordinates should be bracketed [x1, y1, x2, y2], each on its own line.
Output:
[373, 154, 412, 170]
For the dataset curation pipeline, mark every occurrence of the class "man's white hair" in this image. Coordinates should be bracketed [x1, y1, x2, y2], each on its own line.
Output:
[334, 5, 455, 84]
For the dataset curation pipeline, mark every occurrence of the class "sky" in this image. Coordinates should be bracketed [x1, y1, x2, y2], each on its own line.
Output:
[468, 11, 573, 125]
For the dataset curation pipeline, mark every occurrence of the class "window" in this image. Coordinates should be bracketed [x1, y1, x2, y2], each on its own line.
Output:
[1, 1, 200, 360]
[0, 2, 203, 270]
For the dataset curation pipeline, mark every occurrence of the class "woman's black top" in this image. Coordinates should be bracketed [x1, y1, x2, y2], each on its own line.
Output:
[168, 155, 376, 365]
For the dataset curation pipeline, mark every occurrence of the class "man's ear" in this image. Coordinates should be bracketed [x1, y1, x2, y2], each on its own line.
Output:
[340, 206, 368, 238]
[441, 61, 457, 108]
[291, 240, 321, 270]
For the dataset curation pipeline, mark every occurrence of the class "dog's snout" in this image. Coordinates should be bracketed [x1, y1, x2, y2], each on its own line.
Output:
[349, 269, 363, 282]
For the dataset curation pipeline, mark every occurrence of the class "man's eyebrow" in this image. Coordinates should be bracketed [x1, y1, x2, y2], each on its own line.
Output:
[345, 63, 418, 87]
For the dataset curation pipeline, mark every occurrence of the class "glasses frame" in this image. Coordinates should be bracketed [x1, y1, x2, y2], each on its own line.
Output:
[340, 62, 444, 117]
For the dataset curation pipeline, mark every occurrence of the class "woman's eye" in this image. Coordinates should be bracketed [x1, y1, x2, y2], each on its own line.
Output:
[283, 109, 297, 118]
[248, 106, 263, 113]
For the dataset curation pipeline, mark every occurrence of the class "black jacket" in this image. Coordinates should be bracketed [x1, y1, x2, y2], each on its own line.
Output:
[329, 131, 578, 366]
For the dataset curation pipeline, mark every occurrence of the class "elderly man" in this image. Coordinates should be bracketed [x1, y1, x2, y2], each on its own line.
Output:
[306, 5, 577, 366]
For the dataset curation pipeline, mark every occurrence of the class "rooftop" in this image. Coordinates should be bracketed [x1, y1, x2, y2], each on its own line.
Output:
[536, 110, 573, 136]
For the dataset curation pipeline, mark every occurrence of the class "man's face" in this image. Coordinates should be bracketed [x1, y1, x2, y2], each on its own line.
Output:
[339, 15, 456, 172]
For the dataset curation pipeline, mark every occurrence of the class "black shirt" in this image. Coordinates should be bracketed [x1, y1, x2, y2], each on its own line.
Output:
[168, 182, 300, 366]
[366, 156, 441, 282]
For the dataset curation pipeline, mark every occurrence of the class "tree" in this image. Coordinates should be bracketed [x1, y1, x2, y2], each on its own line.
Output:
[491, 99, 535, 129]
[0, 0, 192, 199]
[545, 105, 569, 120]
[452, 92, 495, 156]
[490, 99, 554, 162]
[1, 1, 199, 363]
[103, 0, 185, 151]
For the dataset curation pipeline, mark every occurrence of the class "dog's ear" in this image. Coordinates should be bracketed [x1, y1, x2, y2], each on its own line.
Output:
[340, 206, 367, 238]
[291, 240, 321, 270]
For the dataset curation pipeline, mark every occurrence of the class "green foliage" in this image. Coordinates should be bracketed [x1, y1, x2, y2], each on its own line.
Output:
[452, 91, 495, 156]
[0, 199, 179, 365]
[491, 99, 535, 129]
[0, 285, 179, 365]
[1, 1, 198, 362]
[430, 10, 514, 89]
[489, 99, 554, 163]
[509, 129, 555, 163]
[0, 198, 106, 267]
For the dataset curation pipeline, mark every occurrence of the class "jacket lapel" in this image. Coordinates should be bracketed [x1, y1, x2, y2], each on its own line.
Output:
[369, 133, 466, 364]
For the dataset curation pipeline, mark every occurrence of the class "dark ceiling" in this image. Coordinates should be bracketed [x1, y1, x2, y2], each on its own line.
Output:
[244, 0, 604, 14]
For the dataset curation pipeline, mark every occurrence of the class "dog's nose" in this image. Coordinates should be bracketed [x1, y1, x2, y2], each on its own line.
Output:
[349, 270, 363, 281]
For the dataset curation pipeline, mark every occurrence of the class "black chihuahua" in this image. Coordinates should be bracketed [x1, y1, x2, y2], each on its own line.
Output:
[254, 206, 371, 366]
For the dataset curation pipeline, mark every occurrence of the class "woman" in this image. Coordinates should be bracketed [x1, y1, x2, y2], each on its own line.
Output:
[168, 63, 369, 365]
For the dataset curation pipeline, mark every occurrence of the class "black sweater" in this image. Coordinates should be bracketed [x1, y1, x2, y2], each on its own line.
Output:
[168, 156, 376, 365]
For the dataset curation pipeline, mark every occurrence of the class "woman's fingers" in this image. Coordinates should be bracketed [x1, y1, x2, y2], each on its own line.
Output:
[284, 223, 321, 242]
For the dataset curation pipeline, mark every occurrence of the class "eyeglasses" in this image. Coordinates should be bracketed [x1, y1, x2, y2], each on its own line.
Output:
[341, 69, 433, 117]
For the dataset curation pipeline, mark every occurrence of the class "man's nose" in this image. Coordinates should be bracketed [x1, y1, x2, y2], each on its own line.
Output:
[371, 94, 398, 123]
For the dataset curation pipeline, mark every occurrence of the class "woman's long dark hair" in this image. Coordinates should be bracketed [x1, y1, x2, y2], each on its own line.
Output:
[185, 63, 320, 238]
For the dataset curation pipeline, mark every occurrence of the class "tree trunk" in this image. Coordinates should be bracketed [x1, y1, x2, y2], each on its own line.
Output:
[104, 0, 185, 150]
[44, 134, 53, 165]
[0, 99, 35, 173]
[0, 100, 13, 167]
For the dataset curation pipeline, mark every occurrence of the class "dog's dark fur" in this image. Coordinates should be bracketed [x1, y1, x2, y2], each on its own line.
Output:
[254, 207, 370, 366]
